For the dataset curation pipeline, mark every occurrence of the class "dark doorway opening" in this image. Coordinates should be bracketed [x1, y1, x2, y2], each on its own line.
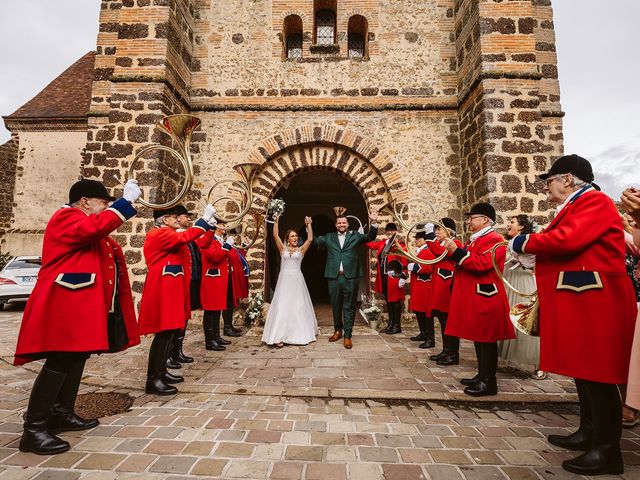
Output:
[265, 170, 369, 306]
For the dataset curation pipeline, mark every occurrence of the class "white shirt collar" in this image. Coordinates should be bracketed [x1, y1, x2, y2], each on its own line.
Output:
[470, 225, 493, 242]
[337, 232, 346, 237]
[555, 185, 594, 214]
[416, 244, 427, 252]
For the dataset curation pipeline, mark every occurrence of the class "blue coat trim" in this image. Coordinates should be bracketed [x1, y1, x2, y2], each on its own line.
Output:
[205, 268, 221, 278]
[54, 273, 97, 290]
[222, 243, 232, 251]
[194, 218, 213, 231]
[511, 234, 529, 254]
[162, 265, 184, 277]
[107, 198, 137, 221]
[556, 271, 603, 292]
[451, 247, 469, 264]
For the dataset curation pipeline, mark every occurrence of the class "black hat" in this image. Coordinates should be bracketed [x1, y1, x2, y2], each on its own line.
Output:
[68, 179, 116, 204]
[538, 154, 594, 183]
[173, 205, 194, 217]
[385, 222, 398, 232]
[464, 203, 496, 223]
[153, 206, 184, 221]
[440, 217, 457, 233]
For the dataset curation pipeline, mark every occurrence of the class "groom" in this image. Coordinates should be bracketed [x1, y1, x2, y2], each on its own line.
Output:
[314, 211, 379, 349]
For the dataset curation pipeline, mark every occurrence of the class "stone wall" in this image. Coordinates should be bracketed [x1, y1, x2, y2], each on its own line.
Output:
[0, 132, 86, 255]
[0, 137, 19, 238]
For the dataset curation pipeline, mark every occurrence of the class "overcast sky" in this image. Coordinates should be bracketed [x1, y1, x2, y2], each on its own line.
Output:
[1, 0, 638, 198]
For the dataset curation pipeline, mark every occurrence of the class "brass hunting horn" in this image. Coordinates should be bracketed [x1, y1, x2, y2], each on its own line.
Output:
[379, 199, 448, 265]
[229, 212, 266, 250]
[206, 162, 260, 224]
[128, 114, 201, 209]
[490, 242, 539, 336]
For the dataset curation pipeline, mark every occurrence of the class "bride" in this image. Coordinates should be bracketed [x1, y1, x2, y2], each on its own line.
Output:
[262, 215, 318, 347]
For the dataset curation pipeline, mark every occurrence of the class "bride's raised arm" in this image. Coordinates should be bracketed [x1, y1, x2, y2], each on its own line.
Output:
[301, 216, 314, 255]
[272, 214, 285, 253]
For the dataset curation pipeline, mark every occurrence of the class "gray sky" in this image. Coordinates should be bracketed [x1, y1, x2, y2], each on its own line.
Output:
[1, 0, 638, 198]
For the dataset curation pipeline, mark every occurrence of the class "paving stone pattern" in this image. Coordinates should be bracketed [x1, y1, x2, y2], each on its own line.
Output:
[0, 306, 638, 479]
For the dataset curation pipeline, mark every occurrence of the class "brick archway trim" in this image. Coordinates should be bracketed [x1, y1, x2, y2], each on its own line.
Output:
[245, 125, 408, 206]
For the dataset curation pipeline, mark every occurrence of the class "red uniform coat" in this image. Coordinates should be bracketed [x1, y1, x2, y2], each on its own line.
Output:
[427, 238, 463, 314]
[138, 219, 212, 335]
[511, 187, 637, 384]
[200, 238, 235, 311]
[446, 228, 514, 342]
[366, 239, 408, 302]
[229, 247, 250, 302]
[181, 229, 215, 312]
[14, 199, 140, 365]
[408, 245, 435, 313]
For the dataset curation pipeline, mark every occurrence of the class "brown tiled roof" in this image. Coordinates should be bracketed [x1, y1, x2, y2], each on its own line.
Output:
[6, 51, 95, 120]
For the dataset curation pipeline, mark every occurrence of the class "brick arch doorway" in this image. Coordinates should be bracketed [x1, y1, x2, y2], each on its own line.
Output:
[265, 170, 369, 319]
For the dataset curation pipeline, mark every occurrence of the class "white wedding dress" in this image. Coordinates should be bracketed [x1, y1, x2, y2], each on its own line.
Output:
[262, 248, 318, 345]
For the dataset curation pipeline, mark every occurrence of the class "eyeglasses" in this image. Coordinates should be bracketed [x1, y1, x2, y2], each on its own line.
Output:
[466, 215, 486, 222]
[544, 174, 568, 188]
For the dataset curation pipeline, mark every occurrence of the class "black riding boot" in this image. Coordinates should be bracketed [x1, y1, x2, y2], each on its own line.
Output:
[146, 332, 178, 395]
[48, 358, 99, 433]
[562, 380, 623, 475]
[461, 342, 483, 386]
[430, 312, 448, 361]
[19, 367, 70, 455]
[173, 321, 193, 363]
[436, 332, 459, 366]
[464, 342, 497, 397]
[419, 315, 435, 349]
[162, 331, 183, 384]
[386, 302, 402, 334]
[549, 378, 593, 450]
[203, 312, 226, 351]
[223, 307, 241, 337]
[410, 314, 427, 341]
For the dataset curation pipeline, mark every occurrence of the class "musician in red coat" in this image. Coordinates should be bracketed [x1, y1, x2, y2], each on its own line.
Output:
[221, 228, 249, 338]
[510, 155, 636, 476]
[424, 218, 463, 365]
[407, 230, 436, 348]
[138, 204, 216, 396]
[14, 179, 141, 455]
[366, 223, 408, 334]
[443, 203, 513, 397]
[200, 222, 237, 351]
[165, 205, 215, 368]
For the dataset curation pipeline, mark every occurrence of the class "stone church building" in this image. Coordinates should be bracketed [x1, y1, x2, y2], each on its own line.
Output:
[0, 0, 563, 301]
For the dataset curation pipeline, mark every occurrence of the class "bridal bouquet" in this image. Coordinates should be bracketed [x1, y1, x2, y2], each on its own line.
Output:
[359, 293, 382, 328]
[245, 292, 265, 325]
[267, 198, 286, 218]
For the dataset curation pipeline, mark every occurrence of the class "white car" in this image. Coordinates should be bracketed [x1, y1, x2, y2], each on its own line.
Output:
[0, 256, 41, 309]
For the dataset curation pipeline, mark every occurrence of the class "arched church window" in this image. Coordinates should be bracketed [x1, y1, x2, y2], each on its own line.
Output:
[315, 9, 336, 45]
[348, 15, 368, 58]
[283, 15, 303, 59]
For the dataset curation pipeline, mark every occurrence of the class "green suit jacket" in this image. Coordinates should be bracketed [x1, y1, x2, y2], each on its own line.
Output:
[314, 226, 378, 279]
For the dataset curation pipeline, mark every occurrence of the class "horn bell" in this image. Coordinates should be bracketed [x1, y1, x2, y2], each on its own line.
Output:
[333, 206, 347, 217]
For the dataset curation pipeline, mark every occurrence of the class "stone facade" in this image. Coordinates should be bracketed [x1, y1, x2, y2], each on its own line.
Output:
[1, 0, 563, 300]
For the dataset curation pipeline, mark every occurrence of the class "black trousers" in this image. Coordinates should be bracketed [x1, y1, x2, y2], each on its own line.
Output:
[575, 378, 622, 447]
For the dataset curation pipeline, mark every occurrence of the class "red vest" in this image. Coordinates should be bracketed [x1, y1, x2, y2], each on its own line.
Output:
[138, 220, 211, 335]
[14, 199, 140, 365]
[514, 189, 637, 384]
[446, 229, 514, 342]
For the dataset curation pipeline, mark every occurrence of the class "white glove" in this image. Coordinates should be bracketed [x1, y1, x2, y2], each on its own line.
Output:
[202, 204, 216, 222]
[407, 262, 416, 273]
[225, 236, 235, 247]
[398, 278, 407, 288]
[123, 179, 141, 202]
[424, 223, 434, 235]
[358, 226, 364, 234]
[207, 218, 217, 228]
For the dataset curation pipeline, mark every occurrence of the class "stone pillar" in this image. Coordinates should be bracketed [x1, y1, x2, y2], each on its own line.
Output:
[83, 0, 202, 299]
[455, 0, 563, 227]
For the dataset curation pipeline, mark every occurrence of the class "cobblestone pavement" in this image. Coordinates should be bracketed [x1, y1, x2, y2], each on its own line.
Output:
[0, 305, 638, 479]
